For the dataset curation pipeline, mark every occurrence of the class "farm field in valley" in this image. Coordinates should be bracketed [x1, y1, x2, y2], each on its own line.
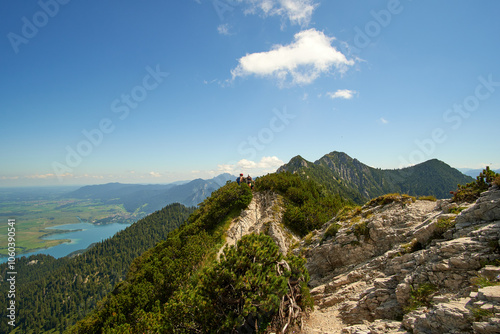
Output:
[0, 198, 139, 257]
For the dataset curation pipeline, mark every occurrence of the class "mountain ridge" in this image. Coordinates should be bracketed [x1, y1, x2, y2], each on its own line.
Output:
[4, 157, 498, 333]
[277, 151, 473, 202]
[460, 167, 500, 178]
[67, 173, 236, 214]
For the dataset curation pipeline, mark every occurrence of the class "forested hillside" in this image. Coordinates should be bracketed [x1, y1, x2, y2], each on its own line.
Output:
[0, 203, 194, 334]
[68, 181, 255, 332]
[278, 152, 473, 203]
[255, 172, 350, 236]
[68, 176, 330, 333]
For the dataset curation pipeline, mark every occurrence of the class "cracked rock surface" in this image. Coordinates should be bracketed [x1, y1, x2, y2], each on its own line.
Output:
[301, 187, 500, 333]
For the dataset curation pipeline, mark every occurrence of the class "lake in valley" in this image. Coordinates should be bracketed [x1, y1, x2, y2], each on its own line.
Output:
[1, 220, 131, 263]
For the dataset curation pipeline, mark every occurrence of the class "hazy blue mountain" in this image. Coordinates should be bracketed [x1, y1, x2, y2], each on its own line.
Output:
[458, 168, 500, 178]
[66, 173, 236, 214]
[277, 151, 474, 202]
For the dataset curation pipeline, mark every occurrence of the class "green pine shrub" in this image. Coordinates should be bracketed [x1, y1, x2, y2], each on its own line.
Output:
[195, 234, 311, 332]
[452, 166, 499, 203]
[494, 175, 500, 187]
[256, 172, 347, 236]
[189, 181, 253, 231]
[161, 234, 312, 333]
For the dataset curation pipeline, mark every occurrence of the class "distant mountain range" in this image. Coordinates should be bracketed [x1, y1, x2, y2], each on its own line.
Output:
[458, 168, 500, 178]
[67, 153, 478, 213]
[277, 151, 474, 203]
[67, 173, 235, 214]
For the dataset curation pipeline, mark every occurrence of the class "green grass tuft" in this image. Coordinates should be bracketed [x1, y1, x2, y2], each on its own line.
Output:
[323, 222, 341, 241]
[471, 276, 500, 289]
[404, 283, 438, 313]
[418, 195, 437, 201]
[470, 307, 495, 322]
[448, 206, 467, 214]
[365, 193, 416, 208]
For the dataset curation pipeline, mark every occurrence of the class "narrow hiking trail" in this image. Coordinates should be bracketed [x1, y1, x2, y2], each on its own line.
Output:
[218, 190, 299, 258]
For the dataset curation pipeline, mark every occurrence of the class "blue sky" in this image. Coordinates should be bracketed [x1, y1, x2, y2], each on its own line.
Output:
[1, 0, 499, 186]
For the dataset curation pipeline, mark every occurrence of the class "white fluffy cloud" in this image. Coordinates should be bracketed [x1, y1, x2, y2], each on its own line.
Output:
[231, 29, 354, 86]
[237, 159, 258, 169]
[242, 0, 317, 26]
[257, 156, 284, 168]
[327, 89, 357, 100]
[216, 156, 284, 176]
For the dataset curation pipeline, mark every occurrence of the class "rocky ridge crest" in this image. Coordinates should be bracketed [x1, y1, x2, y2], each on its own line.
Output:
[220, 190, 299, 257]
[300, 186, 500, 333]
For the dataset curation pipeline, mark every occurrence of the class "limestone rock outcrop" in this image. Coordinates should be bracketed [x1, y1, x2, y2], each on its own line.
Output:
[302, 187, 500, 334]
[220, 191, 298, 256]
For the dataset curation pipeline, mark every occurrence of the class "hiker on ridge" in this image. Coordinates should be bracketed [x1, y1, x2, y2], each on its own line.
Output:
[236, 173, 245, 185]
[246, 175, 254, 189]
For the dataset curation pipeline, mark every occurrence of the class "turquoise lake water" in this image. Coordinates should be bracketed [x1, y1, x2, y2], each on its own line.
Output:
[1, 221, 131, 263]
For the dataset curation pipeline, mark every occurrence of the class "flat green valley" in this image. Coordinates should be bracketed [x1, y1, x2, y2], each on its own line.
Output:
[0, 198, 137, 257]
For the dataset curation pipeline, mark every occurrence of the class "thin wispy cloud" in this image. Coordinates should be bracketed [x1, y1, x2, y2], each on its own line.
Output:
[217, 23, 231, 35]
[327, 89, 357, 100]
[231, 28, 354, 86]
[241, 0, 318, 27]
[1, 176, 19, 180]
[379, 117, 389, 124]
[25, 173, 55, 179]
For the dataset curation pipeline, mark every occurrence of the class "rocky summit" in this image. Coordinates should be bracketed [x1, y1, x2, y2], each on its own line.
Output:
[300, 186, 500, 333]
